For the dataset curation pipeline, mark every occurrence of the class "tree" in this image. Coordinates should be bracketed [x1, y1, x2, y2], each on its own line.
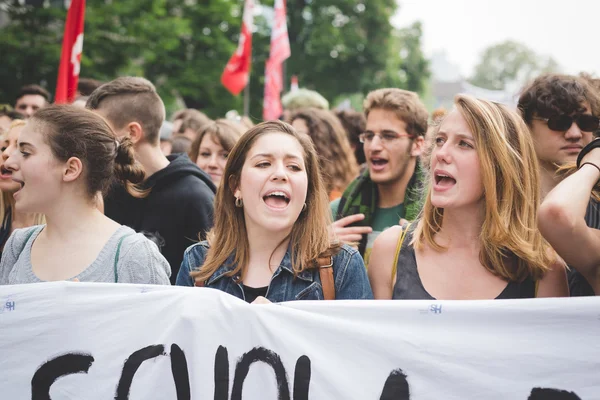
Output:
[469, 40, 560, 91]
[0, 0, 430, 120]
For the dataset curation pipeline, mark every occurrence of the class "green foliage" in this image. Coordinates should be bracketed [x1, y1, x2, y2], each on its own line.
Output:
[0, 0, 429, 121]
[469, 40, 560, 91]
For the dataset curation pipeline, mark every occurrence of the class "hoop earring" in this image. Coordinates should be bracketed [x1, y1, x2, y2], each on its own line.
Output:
[235, 197, 243, 208]
[302, 203, 307, 212]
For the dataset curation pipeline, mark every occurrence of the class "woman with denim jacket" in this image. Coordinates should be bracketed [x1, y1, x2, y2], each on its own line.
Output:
[176, 120, 373, 302]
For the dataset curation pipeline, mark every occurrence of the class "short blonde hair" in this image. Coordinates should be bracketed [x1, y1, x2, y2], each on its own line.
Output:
[414, 94, 552, 282]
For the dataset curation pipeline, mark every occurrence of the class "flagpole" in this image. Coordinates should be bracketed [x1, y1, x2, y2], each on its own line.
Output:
[243, 81, 250, 117]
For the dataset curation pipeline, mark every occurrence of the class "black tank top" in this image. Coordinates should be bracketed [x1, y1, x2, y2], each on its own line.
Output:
[392, 229, 537, 300]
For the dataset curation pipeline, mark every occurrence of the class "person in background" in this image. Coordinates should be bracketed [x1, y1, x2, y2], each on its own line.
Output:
[518, 73, 600, 296]
[189, 119, 244, 187]
[14, 85, 50, 118]
[334, 109, 367, 167]
[159, 120, 174, 156]
[86, 77, 216, 284]
[76, 78, 103, 97]
[176, 120, 372, 302]
[289, 108, 358, 201]
[331, 89, 427, 266]
[170, 136, 192, 155]
[369, 95, 568, 300]
[0, 120, 45, 255]
[0, 105, 25, 134]
[171, 108, 212, 142]
[281, 89, 329, 120]
[0, 105, 171, 285]
[539, 139, 600, 296]
[421, 108, 448, 170]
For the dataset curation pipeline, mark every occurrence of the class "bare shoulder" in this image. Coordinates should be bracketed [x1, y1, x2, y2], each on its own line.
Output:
[373, 225, 404, 252]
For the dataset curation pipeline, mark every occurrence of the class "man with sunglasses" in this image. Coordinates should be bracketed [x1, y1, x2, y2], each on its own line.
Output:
[518, 73, 600, 296]
[331, 88, 427, 266]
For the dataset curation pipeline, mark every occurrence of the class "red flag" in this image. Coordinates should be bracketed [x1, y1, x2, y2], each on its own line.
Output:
[263, 0, 291, 120]
[221, 0, 254, 96]
[55, 0, 86, 104]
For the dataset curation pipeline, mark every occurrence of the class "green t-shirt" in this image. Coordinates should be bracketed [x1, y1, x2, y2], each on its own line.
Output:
[331, 199, 405, 267]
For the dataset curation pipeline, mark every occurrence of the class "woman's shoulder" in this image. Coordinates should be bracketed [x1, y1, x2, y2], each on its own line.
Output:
[7, 225, 44, 251]
[184, 240, 210, 258]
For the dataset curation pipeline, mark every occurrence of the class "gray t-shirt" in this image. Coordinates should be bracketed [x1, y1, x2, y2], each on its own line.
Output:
[0, 225, 171, 285]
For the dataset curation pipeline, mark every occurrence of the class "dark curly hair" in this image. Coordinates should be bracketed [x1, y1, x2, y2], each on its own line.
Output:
[334, 109, 366, 165]
[518, 74, 600, 125]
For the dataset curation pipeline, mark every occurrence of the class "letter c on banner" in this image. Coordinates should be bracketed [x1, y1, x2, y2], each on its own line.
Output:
[31, 352, 95, 400]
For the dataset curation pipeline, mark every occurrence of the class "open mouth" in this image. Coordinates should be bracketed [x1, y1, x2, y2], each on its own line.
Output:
[434, 172, 456, 187]
[0, 166, 12, 179]
[263, 190, 291, 209]
[370, 157, 388, 170]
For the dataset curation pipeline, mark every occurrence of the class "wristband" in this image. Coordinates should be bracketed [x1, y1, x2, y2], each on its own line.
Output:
[579, 162, 600, 175]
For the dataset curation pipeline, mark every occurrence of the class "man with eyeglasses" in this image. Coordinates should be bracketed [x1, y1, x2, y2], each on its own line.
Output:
[331, 88, 428, 266]
[518, 73, 600, 296]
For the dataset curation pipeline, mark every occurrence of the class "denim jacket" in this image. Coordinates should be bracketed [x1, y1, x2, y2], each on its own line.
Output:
[176, 241, 373, 302]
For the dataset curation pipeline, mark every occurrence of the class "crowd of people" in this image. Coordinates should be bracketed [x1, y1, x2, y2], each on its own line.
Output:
[0, 71, 599, 302]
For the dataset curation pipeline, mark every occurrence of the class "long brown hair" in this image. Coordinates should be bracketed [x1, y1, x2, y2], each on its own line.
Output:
[415, 94, 553, 282]
[192, 120, 340, 283]
[289, 108, 358, 195]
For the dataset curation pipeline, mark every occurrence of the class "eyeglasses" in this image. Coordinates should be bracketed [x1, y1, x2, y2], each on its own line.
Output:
[359, 131, 414, 144]
[533, 114, 600, 132]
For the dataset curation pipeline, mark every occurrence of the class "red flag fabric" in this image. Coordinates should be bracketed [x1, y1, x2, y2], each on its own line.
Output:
[263, 0, 291, 120]
[55, 0, 86, 104]
[221, 0, 254, 96]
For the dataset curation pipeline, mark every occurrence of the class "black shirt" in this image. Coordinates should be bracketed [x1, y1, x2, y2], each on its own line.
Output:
[242, 285, 268, 303]
[104, 154, 216, 284]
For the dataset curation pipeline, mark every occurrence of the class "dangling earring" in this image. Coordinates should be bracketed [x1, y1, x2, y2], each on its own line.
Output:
[235, 197, 243, 208]
[302, 203, 307, 212]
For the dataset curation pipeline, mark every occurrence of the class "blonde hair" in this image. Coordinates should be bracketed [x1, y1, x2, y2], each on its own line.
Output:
[191, 120, 340, 284]
[414, 94, 552, 282]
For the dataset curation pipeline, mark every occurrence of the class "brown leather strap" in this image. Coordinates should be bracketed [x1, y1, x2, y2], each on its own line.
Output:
[317, 256, 335, 300]
[194, 280, 205, 287]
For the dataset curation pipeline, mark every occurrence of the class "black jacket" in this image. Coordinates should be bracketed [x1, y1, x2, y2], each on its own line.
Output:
[105, 154, 216, 284]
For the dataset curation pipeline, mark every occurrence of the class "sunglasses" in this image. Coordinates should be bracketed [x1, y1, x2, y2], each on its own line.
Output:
[533, 114, 600, 132]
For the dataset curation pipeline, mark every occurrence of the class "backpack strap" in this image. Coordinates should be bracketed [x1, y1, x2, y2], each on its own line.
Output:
[317, 256, 335, 300]
[391, 223, 411, 286]
[114, 233, 134, 283]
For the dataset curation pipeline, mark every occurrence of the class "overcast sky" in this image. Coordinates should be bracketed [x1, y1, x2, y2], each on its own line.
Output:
[392, 0, 599, 79]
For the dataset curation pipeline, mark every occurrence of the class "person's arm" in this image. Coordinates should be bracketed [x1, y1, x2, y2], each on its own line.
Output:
[536, 258, 569, 298]
[367, 226, 402, 299]
[538, 148, 600, 277]
[334, 246, 373, 300]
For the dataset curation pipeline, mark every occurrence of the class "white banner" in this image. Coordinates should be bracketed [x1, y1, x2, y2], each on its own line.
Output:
[0, 282, 597, 399]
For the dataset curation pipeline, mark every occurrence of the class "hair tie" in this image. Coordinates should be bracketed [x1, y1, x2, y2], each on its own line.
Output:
[114, 139, 120, 159]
